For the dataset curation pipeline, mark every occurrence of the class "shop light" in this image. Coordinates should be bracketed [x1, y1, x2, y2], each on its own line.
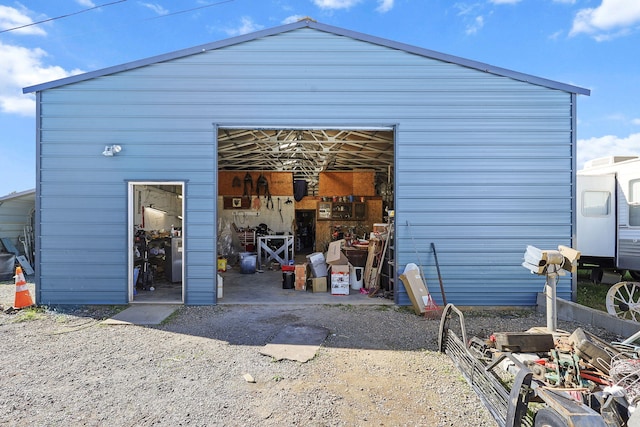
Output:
[102, 144, 122, 157]
[146, 206, 167, 214]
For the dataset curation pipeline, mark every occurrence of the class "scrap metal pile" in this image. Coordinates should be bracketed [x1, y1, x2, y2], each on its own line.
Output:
[439, 304, 640, 427]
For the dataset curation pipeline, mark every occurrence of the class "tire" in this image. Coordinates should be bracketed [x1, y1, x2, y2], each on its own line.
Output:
[606, 282, 640, 321]
[629, 270, 640, 281]
[534, 408, 569, 427]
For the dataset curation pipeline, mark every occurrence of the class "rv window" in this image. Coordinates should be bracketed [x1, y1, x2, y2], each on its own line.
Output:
[630, 180, 640, 226]
[582, 191, 610, 217]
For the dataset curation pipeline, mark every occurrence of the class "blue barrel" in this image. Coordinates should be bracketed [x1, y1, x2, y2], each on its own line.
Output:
[239, 252, 257, 274]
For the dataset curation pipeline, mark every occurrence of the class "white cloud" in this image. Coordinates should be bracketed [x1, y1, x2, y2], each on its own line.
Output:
[548, 30, 563, 40]
[140, 3, 169, 16]
[577, 133, 640, 169]
[489, 0, 521, 4]
[75, 0, 96, 7]
[466, 15, 485, 35]
[633, 118, 640, 125]
[570, 0, 640, 39]
[282, 15, 306, 24]
[553, 0, 575, 4]
[0, 42, 83, 116]
[0, 5, 47, 36]
[313, 0, 361, 10]
[376, 0, 394, 13]
[224, 17, 264, 37]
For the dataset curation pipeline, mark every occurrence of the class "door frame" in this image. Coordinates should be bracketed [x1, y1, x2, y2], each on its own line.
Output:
[127, 181, 185, 303]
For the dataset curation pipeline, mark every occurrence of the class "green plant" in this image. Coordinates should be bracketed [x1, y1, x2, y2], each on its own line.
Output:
[576, 280, 609, 312]
[12, 306, 46, 322]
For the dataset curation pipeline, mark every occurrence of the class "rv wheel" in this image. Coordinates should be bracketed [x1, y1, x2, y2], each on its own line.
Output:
[629, 270, 640, 281]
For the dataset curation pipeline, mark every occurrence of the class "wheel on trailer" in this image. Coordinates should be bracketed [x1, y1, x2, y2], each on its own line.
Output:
[534, 408, 569, 427]
[606, 281, 640, 321]
[629, 270, 640, 281]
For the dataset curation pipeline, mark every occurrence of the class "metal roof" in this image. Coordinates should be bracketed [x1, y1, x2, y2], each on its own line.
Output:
[23, 19, 591, 96]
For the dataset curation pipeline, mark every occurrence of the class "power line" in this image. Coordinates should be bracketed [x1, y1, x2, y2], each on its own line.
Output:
[0, 0, 127, 34]
[145, 0, 236, 21]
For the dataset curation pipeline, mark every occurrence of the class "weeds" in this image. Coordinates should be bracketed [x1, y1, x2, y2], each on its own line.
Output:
[12, 306, 46, 322]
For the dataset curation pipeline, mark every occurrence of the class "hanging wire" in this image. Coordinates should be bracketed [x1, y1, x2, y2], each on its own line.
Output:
[0, 0, 127, 34]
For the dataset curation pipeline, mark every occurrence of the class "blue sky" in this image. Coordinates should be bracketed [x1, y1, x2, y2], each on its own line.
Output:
[1, 0, 639, 196]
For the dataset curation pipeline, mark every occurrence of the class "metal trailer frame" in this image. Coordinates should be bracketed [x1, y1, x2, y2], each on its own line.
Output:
[438, 304, 612, 427]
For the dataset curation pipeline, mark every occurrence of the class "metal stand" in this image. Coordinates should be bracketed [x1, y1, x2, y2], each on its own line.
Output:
[258, 235, 294, 266]
[545, 265, 559, 333]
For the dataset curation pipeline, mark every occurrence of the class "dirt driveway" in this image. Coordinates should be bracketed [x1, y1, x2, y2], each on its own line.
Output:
[0, 282, 621, 426]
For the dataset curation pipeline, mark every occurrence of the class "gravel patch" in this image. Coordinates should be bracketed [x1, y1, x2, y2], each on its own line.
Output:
[0, 281, 625, 426]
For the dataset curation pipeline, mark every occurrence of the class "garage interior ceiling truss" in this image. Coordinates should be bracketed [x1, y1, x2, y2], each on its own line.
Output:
[217, 129, 394, 194]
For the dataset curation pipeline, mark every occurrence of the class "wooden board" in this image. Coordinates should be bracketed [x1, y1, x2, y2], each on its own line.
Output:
[222, 196, 251, 209]
[218, 171, 293, 196]
[318, 171, 376, 196]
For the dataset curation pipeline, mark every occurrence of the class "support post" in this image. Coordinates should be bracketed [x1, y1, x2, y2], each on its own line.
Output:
[545, 265, 558, 333]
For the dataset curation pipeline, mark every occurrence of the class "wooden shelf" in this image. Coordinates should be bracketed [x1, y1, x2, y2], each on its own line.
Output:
[317, 201, 366, 221]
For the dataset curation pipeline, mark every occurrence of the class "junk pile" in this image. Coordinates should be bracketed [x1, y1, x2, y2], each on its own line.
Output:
[440, 303, 640, 427]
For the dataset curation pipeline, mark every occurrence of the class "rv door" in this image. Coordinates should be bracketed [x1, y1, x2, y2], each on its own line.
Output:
[576, 174, 616, 259]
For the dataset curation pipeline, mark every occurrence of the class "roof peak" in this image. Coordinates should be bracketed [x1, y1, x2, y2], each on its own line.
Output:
[23, 20, 590, 96]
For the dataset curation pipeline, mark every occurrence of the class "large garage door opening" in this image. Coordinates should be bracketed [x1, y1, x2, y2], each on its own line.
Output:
[215, 127, 396, 304]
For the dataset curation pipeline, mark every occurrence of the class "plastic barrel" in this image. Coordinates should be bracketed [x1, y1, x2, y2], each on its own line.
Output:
[239, 252, 257, 274]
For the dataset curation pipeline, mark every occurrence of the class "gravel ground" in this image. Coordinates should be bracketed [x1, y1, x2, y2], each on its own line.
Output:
[0, 280, 623, 427]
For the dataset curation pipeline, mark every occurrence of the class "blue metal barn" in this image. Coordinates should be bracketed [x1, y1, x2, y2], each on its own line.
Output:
[23, 20, 589, 307]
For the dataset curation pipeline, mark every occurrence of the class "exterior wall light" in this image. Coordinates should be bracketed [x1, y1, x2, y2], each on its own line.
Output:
[102, 145, 122, 156]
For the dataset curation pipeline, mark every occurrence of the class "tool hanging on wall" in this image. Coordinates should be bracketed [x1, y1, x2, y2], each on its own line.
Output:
[243, 172, 253, 198]
[278, 197, 283, 222]
[256, 173, 273, 209]
[256, 173, 269, 197]
[232, 176, 242, 188]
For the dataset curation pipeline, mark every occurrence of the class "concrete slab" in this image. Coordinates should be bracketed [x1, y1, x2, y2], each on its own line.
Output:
[102, 304, 179, 325]
[260, 324, 329, 362]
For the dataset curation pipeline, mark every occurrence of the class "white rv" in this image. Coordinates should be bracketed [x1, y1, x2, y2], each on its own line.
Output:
[577, 156, 640, 282]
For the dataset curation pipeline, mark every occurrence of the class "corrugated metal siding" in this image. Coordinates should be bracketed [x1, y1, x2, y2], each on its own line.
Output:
[37, 27, 576, 306]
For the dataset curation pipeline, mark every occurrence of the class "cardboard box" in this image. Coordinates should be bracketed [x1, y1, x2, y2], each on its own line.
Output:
[295, 263, 307, 280]
[399, 269, 433, 315]
[295, 263, 307, 291]
[306, 252, 328, 277]
[326, 239, 349, 265]
[330, 264, 350, 295]
[308, 277, 327, 293]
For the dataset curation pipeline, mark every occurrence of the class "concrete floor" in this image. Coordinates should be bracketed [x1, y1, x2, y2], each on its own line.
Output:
[218, 264, 394, 305]
[131, 253, 395, 306]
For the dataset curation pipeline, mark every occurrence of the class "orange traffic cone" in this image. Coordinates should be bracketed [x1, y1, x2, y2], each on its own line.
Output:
[14, 266, 34, 309]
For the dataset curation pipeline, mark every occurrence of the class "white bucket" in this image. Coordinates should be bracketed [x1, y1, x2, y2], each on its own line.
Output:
[350, 266, 364, 290]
